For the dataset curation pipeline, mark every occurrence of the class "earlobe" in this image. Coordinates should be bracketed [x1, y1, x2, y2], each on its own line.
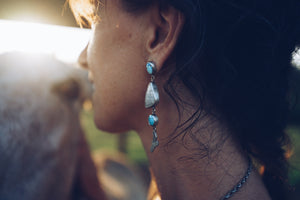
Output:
[146, 6, 185, 72]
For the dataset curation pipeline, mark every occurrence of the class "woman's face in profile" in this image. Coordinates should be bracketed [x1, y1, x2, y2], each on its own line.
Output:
[79, 0, 151, 132]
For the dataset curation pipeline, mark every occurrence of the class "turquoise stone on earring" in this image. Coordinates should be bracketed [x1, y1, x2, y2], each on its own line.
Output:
[146, 61, 156, 75]
[148, 114, 159, 127]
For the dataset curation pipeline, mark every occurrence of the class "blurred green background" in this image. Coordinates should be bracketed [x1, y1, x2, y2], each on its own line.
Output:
[80, 109, 148, 165]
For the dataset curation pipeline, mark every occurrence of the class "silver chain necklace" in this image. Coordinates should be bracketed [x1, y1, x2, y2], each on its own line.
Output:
[220, 160, 253, 200]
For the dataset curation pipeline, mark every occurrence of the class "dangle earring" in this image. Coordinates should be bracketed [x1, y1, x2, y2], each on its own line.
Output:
[145, 61, 159, 152]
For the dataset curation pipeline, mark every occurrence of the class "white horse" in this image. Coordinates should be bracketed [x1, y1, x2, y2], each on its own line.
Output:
[0, 52, 107, 200]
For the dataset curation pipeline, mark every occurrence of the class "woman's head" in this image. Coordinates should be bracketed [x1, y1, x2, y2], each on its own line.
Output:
[69, 0, 300, 199]
[71, 0, 185, 132]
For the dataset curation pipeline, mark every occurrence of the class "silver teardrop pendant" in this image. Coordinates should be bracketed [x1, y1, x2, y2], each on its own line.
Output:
[145, 82, 159, 108]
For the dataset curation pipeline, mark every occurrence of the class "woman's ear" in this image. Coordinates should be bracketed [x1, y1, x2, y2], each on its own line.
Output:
[145, 5, 185, 71]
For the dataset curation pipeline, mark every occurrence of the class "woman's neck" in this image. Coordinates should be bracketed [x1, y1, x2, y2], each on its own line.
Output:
[136, 79, 270, 200]
[138, 106, 270, 200]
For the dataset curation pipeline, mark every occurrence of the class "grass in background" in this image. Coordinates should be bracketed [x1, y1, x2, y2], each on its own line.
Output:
[80, 109, 148, 165]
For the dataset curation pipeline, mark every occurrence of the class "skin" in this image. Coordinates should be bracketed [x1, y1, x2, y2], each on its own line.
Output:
[78, 0, 271, 199]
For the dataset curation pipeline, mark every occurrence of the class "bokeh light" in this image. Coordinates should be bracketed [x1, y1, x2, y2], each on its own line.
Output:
[0, 19, 91, 63]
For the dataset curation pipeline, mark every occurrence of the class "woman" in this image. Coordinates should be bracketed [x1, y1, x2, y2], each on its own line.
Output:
[69, 0, 300, 199]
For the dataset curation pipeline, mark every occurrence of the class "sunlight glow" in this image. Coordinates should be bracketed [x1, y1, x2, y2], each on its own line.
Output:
[8, 14, 49, 24]
[0, 19, 91, 63]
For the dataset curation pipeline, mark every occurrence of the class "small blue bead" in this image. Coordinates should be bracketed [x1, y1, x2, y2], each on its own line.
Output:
[148, 115, 155, 126]
[146, 63, 153, 74]
[148, 115, 158, 126]
[146, 62, 157, 75]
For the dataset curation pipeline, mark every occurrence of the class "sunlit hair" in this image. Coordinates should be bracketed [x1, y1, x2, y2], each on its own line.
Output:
[66, 0, 102, 27]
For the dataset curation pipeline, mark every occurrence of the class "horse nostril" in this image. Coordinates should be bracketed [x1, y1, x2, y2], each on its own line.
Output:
[52, 78, 80, 101]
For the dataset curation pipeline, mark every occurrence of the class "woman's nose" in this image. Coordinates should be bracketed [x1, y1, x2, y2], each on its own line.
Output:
[78, 44, 89, 69]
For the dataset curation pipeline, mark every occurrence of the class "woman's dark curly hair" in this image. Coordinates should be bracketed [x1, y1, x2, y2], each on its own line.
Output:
[69, 0, 300, 199]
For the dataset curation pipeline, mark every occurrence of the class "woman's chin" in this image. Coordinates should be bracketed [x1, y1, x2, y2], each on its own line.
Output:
[93, 113, 131, 133]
